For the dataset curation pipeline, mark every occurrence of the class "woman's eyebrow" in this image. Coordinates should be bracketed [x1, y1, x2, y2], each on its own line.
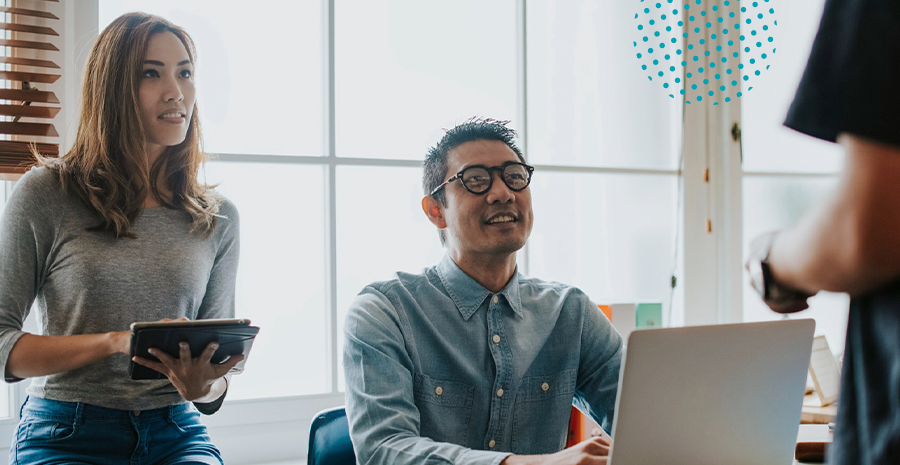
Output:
[142, 59, 192, 66]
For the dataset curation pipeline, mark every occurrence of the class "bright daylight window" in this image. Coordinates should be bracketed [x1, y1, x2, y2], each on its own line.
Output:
[740, 0, 848, 352]
[96, 0, 685, 404]
[526, 0, 683, 325]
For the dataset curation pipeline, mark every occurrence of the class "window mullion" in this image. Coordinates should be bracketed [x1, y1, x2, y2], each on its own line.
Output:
[324, 0, 339, 393]
[682, 1, 720, 326]
[717, 0, 744, 324]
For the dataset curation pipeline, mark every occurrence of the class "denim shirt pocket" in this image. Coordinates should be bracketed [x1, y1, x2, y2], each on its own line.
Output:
[413, 373, 475, 446]
[511, 368, 578, 454]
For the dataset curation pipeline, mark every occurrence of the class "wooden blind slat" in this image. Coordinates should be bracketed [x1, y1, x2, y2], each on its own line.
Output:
[0, 89, 60, 104]
[0, 23, 59, 37]
[0, 7, 60, 20]
[0, 104, 60, 118]
[0, 71, 59, 84]
[0, 57, 59, 69]
[0, 39, 59, 51]
[0, 122, 58, 137]
[0, 141, 58, 156]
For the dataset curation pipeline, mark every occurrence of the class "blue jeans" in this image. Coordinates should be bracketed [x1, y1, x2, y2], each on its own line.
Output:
[10, 396, 223, 465]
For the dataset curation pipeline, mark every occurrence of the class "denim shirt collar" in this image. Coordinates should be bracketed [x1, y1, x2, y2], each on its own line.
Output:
[436, 254, 524, 321]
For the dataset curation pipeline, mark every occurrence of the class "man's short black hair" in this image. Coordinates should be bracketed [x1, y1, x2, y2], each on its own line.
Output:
[423, 117, 526, 245]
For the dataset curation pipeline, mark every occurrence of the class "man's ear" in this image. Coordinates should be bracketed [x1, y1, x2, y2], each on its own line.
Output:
[422, 195, 447, 229]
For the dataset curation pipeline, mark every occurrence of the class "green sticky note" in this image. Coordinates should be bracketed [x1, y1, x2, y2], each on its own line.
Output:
[636, 303, 663, 328]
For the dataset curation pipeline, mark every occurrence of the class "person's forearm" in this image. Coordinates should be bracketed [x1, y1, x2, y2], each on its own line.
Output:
[501, 455, 544, 465]
[769, 136, 900, 296]
[6, 332, 128, 379]
[767, 189, 859, 295]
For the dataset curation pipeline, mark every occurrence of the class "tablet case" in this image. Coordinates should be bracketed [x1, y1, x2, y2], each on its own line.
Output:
[129, 322, 260, 380]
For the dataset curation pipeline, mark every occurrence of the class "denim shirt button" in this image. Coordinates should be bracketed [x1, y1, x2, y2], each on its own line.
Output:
[541, 382, 550, 392]
[496, 388, 504, 397]
[492, 334, 501, 343]
[492, 295, 499, 304]
[489, 439, 496, 448]
[435, 386, 443, 396]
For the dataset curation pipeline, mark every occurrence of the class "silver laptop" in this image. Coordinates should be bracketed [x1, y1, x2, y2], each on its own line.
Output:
[608, 319, 816, 465]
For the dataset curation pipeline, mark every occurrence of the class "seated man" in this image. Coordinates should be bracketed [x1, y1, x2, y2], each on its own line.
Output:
[344, 118, 623, 465]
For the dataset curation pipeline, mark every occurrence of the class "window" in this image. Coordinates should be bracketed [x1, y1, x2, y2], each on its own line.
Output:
[335, 0, 519, 160]
[100, 0, 325, 157]
[526, 0, 683, 323]
[87, 1, 684, 461]
[740, 0, 848, 352]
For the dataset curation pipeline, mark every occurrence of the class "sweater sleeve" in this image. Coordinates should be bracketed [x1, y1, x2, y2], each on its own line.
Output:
[0, 168, 60, 382]
[195, 196, 240, 322]
[193, 195, 240, 414]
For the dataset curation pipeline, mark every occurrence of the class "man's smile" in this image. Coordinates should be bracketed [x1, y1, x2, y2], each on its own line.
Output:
[485, 212, 519, 225]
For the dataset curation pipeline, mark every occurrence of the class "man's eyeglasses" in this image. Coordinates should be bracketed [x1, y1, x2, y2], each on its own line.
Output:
[431, 161, 535, 196]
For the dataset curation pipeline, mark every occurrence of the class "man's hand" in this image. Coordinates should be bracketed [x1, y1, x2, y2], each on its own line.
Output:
[500, 436, 611, 465]
[746, 232, 813, 313]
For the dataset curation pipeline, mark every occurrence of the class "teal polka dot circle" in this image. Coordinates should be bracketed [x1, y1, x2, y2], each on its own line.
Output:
[633, 0, 778, 103]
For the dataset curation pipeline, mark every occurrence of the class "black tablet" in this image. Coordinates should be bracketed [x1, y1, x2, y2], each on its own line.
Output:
[129, 318, 260, 380]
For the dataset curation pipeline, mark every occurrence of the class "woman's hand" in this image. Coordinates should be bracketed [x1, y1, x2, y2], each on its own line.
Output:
[110, 316, 185, 356]
[132, 340, 244, 401]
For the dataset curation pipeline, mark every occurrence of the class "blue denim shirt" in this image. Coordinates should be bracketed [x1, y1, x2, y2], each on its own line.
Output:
[343, 255, 624, 465]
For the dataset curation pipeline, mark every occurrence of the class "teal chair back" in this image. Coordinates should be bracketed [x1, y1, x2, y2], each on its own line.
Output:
[308, 406, 356, 465]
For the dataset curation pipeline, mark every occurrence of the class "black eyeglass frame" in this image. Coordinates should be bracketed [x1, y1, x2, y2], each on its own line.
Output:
[430, 161, 535, 196]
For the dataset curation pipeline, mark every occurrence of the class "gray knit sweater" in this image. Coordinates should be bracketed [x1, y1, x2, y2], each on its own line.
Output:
[0, 167, 239, 411]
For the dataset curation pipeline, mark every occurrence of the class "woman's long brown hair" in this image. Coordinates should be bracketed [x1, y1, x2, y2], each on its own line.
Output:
[41, 12, 219, 238]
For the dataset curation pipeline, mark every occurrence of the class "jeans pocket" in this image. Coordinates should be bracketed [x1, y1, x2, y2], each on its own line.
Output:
[168, 408, 209, 437]
[19, 418, 78, 445]
[413, 373, 475, 446]
[511, 368, 577, 454]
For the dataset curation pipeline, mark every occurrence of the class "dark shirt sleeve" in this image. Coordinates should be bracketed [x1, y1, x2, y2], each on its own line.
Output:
[784, 0, 900, 147]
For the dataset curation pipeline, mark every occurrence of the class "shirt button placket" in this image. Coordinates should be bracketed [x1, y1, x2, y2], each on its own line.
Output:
[486, 293, 508, 451]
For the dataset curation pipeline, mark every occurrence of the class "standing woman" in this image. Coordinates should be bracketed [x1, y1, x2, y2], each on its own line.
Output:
[0, 12, 241, 464]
